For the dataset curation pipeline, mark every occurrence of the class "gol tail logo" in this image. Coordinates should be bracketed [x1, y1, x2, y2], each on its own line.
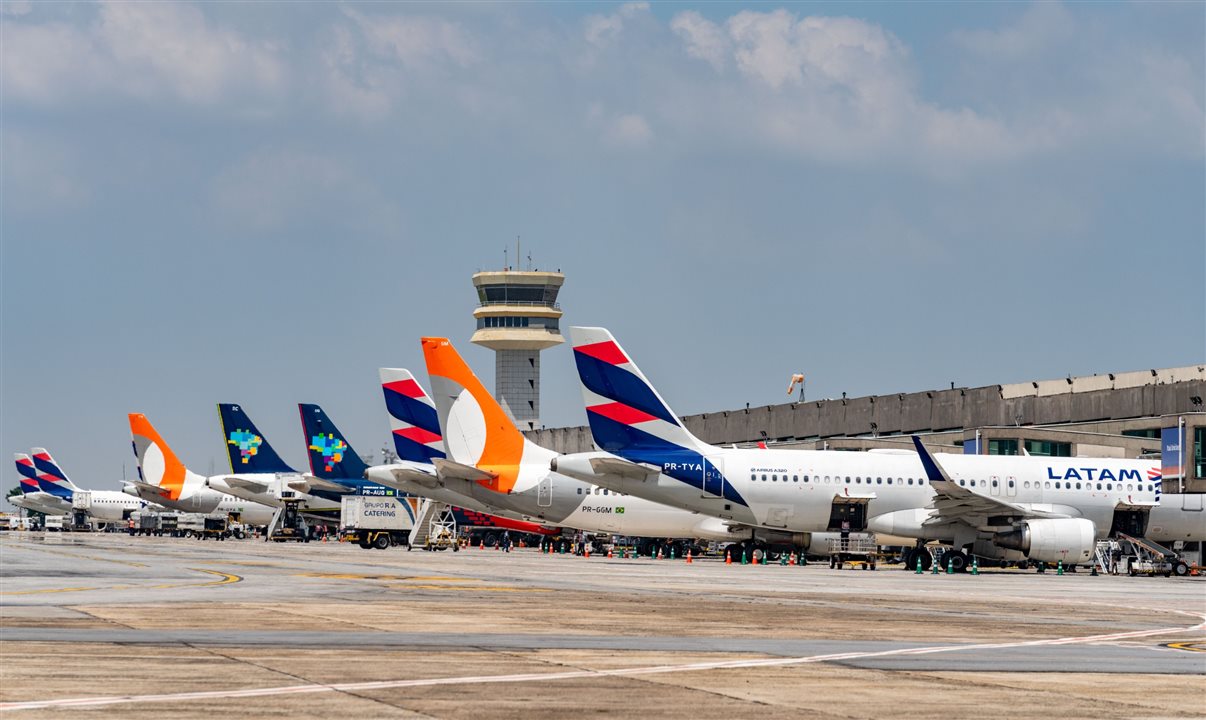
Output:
[227, 430, 263, 464]
[309, 433, 347, 472]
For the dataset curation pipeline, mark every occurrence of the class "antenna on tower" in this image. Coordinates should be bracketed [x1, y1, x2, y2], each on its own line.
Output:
[503, 246, 508, 271]
[516, 235, 521, 271]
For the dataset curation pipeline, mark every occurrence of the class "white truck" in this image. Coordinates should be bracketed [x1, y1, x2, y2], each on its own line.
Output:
[340, 496, 415, 550]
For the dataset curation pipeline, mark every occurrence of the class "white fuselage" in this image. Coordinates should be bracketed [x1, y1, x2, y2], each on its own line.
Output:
[205, 475, 340, 515]
[124, 482, 276, 526]
[561, 449, 1177, 549]
[73, 490, 154, 522]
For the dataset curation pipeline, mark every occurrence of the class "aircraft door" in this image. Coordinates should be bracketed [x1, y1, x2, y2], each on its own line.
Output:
[990, 475, 1001, 497]
[702, 456, 724, 498]
[537, 475, 552, 507]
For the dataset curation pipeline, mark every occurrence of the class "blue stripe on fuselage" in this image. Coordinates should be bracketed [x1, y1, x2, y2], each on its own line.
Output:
[588, 412, 747, 507]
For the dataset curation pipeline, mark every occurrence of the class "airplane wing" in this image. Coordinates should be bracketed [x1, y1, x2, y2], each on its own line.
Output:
[433, 459, 496, 483]
[588, 456, 659, 481]
[387, 465, 441, 489]
[911, 436, 1069, 528]
[293, 476, 354, 494]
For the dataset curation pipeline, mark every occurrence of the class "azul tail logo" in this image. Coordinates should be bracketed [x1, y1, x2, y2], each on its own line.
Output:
[31, 448, 76, 498]
[13, 453, 40, 494]
[227, 430, 263, 464]
[298, 404, 370, 480]
[568, 327, 744, 506]
[309, 434, 346, 472]
[217, 404, 296, 474]
[378, 369, 446, 465]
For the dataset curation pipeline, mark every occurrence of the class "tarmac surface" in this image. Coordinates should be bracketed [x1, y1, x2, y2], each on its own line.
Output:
[1, 532, 1204, 718]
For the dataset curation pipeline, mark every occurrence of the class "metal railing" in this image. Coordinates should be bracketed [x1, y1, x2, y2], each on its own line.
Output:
[477, 300, 560, 309]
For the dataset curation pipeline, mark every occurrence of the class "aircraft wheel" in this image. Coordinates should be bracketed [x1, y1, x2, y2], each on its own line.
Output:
[947, 552, 968, 573]
[900, 548, 914, 570]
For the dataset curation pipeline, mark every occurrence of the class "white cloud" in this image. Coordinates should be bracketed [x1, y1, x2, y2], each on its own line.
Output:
[607, 113, 653, 147]
[584, 2, 649, 48]
[342, 8, 477, 69]
[670, 11, 729, 70]
[2, 2, 284, 108]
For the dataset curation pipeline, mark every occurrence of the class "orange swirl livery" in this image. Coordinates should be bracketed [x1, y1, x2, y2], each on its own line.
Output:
[128, 413, 190, 501]
[421, 337, 536, 494]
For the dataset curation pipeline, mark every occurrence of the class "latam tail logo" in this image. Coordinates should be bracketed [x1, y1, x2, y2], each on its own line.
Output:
[309, 433, 347, 472]
[227, 430, 263, 464]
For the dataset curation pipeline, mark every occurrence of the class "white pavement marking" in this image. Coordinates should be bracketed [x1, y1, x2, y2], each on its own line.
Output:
[3, 610, 1202, 712]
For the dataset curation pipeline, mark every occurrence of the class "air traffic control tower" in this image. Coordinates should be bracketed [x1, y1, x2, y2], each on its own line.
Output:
[470, 268, 565, 430]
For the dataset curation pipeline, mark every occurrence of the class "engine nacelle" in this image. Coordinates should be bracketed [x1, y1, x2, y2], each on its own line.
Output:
[993, 518, 1095, 564]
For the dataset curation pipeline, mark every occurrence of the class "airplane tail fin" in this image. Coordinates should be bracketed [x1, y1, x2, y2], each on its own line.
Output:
[568, 327, 710, 458]
[298, 404, 370, 480]
[14, 453, 41, 494]
[420, 337, 551, 493]
[378, 369, 447, 464]
[30, 448, 80, 497]
[128, 413, 201, 501]
[217, 404, 296, 474]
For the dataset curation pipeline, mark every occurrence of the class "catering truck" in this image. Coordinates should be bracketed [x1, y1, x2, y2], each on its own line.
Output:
[340, 496, 416, 549]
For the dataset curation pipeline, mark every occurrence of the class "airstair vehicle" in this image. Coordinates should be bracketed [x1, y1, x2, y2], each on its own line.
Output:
[408, 500, 458, 551]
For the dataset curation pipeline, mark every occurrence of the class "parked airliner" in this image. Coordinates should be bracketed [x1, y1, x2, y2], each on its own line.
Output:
[126, 414, 276, 526]
[553, 327, 1201, 569]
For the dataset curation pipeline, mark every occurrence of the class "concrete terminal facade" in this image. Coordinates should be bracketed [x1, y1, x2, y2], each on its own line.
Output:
[526, 365, 1206, 493]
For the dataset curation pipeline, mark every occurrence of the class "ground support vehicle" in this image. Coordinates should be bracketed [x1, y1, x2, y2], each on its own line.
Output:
[340, 496, 411, 549]
[828, 536, 879, 570]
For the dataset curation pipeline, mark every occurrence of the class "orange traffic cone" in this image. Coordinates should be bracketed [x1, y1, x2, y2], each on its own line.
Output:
[725, 550, 732, 565]
[686, 550, 693, 564]
[607, 548, 613, 559]
[585, 547, 591, 559]
[788, 553, 796, 566]
[656, 548, 664, 560]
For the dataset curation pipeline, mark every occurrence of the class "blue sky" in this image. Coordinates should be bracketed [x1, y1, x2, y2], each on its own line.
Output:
[2, 1, 1203, 498]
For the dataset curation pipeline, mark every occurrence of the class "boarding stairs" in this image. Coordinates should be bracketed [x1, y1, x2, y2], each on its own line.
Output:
[407, 500, 453, 547]
[1094, 539, 1120, 574]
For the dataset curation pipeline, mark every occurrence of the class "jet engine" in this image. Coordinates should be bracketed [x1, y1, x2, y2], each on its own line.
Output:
[992, 518, 1095, 564]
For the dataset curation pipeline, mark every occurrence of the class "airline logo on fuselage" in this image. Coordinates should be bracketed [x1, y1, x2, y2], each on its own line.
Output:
[1046, 467, 1142, 482]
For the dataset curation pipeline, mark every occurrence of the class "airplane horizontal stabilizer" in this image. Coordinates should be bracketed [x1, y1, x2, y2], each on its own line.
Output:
[433, 458, 495, 483]
[296, 476, 354, 494]
[589, 456, 659, 481]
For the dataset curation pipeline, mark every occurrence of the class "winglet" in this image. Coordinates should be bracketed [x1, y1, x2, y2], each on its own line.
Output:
[911, 435, 952, 484]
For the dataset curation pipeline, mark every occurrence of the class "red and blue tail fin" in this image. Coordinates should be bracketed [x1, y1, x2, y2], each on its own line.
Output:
[14, 453, 41, 495]
[379, 369, 446, 464]
[568, 327, 710, 457]
[298, 404, 370, 480]
[217, 404, 297, 474]
[30, 448, 78, 498]
[568, 327, 744, 504]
